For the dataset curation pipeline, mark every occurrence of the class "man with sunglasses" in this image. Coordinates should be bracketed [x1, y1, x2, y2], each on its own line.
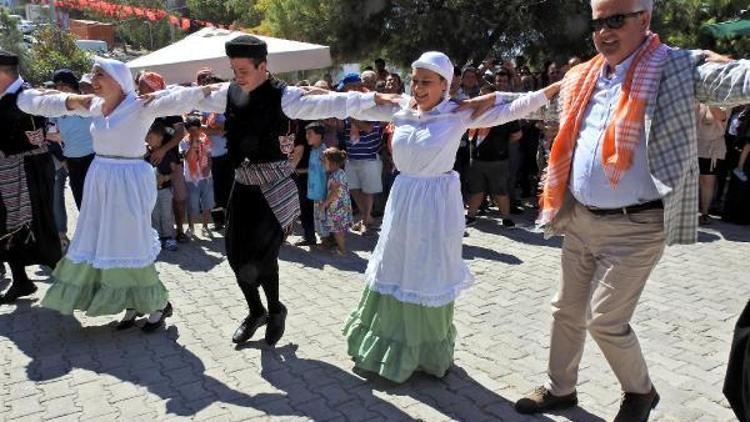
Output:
[511, 0, 750, 420]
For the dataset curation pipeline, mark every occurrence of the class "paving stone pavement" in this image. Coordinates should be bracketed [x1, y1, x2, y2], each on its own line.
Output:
[1, 192, 749, 422]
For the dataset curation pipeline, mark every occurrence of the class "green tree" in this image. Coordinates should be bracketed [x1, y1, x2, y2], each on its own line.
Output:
[0, 8, 29, 72]
[1, 9, 92, 85]
[653, 0, 750, 58]
[250, 0, 594, 69]
[66, 0, 184, 50]
[24, 26, 93, 86]
[249, 0, 750, 71]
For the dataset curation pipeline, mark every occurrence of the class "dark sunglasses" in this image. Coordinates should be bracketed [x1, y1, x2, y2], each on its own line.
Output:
[590, 11, 644, 31]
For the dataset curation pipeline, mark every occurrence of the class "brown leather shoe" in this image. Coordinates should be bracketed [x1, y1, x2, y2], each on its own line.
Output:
[613, 387, 659, 422]
[515, 386, 578, 414]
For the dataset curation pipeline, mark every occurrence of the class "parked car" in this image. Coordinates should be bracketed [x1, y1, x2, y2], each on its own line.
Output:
[8, 14, 35, 34]
[74, 39, 108, 54]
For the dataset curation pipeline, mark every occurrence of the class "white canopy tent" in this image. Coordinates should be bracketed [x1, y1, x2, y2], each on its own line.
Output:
[127, 27, 332, 84]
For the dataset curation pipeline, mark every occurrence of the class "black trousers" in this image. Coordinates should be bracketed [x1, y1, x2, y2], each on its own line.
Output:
[226, 183, 284, 315]
[211, 154, 233, 226]
[66, 154, 94, 210]
[2, 154, 61, 288]
[294, 173, 315, 242]
[724, 299, 750, 421]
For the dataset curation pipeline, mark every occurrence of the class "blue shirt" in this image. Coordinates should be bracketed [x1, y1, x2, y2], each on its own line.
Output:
[307, 146, 327, 201]
[569, 53, 661, 208]
[53, 115, 94, 158]
[344, 119, 381, 161]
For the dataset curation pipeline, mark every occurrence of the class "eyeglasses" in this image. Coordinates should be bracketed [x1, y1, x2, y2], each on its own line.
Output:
[590, 11, 644, 31]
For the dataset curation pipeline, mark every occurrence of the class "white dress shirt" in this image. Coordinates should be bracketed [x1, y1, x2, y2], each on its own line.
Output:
[569, 54, 662, 209]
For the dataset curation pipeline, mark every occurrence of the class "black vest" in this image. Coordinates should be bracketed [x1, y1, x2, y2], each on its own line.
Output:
[0, 84, 47, 156]
[224, 78, 291, 167]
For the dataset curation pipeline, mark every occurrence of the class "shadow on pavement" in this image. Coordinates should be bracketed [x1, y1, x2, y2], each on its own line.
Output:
[462, 244, 523, 265]
[279, 243, 369, 273]
[247, 343, 604, 421]
[471, 219, 564, 249]
[700, 220, 750, 243]
[0, 302, 291, 417]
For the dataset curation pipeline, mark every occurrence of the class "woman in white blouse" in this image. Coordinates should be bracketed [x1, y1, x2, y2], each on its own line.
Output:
[18, 57, 213, 331]
[340, 52, 559, 383]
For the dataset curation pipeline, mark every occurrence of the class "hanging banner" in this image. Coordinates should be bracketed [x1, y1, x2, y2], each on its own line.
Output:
[36, 0, 228, 31]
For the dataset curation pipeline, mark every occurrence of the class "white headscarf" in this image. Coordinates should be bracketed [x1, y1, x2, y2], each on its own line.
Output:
[93, 56, 135, 96]
[411, 51, 454, 99]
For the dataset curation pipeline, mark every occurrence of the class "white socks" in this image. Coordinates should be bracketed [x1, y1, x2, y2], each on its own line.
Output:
[147, 311, 163, 324]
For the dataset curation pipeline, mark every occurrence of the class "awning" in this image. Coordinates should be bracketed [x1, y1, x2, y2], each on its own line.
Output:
[127, 27, 332, 84]
[705, 19, 750, 38]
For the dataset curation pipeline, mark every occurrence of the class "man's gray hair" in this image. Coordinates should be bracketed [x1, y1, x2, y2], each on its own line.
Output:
[591, 0, 654, 13]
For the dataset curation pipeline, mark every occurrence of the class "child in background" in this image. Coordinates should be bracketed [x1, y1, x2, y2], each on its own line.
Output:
[180, 115, 214, 239]
[320, 147, 352, 255]
[146, 122, 180, 251]
[305, 122, 329, 247]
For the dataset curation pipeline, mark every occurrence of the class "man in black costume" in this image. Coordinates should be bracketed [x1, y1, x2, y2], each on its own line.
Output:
[0, 50, 62, 303]
[202, 36, 300, 346]
[195, 35, 385, 346]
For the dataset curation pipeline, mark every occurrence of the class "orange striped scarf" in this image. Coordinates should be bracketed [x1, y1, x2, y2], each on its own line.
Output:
[538, 33, 669, 226]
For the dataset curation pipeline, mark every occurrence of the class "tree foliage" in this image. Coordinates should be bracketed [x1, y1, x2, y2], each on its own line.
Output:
[0, 9, 29, 70]
[67, 0, 184, 50]
[25, 26, 94, 86]
[234, 0, 750, 70]
[0, 9, 92, 86]
[653, 0, 750, 58]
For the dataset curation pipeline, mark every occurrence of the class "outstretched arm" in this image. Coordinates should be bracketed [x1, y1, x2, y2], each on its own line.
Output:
[457, 82, 560, 128]
[694, 51, 750, 106]
[142, 85, 217, 118]
[281, 87, 400, 122]
[17, 90, 94, 118]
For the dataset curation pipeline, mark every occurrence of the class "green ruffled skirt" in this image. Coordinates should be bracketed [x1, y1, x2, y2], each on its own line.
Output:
[343, 286, 456, 383]
[41, 257, 169, 317]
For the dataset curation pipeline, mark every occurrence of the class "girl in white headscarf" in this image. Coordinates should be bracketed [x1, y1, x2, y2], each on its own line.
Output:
[18, 57, 214, 331]
[227, 51, 559, 382]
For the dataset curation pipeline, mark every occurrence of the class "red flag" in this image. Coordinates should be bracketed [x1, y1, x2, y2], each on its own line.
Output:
[169, 15, 179, 26]
[181, 18, 190, 30]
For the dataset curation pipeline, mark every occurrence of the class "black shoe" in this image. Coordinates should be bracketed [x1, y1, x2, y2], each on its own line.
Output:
[141, 302, 173, 333]
[465, 216, 477, 227]
[294, 239, 317, 247]
[265, 304, 288, 346]
[116, 311, 144, 331]
[176, 232, 190, 243]
[0, 283, 37, 304]
[613, 387, 659, 422]
[502, 218, 516, 227]
[510, 205, 524, 215]
[232, 311, 268, 344]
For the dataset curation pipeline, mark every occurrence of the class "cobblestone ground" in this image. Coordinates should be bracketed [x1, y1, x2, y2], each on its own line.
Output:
[1, 191, 749, 422]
